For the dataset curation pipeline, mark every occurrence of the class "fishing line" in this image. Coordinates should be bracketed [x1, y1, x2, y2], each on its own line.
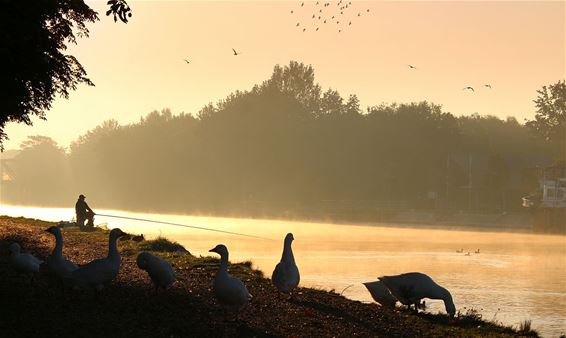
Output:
[96, 213, 273, 240]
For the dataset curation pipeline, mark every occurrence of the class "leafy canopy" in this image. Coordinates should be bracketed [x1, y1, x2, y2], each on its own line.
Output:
[0, 0, 131, 150]
[526, 80, 565, 144]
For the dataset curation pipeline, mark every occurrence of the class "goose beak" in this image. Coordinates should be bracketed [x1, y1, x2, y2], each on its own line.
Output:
[209, 248, 217, 253]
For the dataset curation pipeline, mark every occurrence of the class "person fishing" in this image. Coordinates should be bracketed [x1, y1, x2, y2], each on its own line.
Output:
[75, 194, 95, 230]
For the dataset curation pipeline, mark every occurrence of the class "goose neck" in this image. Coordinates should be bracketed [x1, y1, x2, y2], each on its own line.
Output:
[219, 252, 229, 271]
[282, 241, 295, 264]
[108, 234, 119, 258]
[52, 232, 63, 257]
[439, 287, 456, 315]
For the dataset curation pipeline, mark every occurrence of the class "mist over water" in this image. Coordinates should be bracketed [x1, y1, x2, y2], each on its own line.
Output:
[1, 205, 564, 337]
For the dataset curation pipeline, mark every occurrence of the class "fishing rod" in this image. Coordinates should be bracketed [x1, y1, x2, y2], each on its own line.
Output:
[96, 213, 273, 240]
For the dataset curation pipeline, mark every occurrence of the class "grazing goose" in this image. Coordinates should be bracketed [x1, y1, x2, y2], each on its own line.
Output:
[362, 280, 397, 308]
[66, 228, 127, 292]
[209, 244, 250, 314]
[136, 252, 176, 292]
[379, 272, 456, 317]
[132, 234, 145, 242]
[272, 233, 300, 295]
[44, 226, 78, 280]
[9, 243, 42, 274]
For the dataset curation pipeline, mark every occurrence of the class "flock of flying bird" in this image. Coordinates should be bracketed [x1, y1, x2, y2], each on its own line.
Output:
[292, 0, 371, 33]
[181, 1, 493, 96]
[7, 227, 457, 319]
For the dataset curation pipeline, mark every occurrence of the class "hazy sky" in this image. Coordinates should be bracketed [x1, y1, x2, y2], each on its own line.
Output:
[3, 0, 564, 150]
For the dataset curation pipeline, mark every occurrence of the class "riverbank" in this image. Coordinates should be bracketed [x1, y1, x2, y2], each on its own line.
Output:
[0, 216, 539, 337]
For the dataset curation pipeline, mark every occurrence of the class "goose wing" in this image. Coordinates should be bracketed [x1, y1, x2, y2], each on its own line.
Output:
[379, 275, 413, 305]
[272, 261, 300, 293]
[71, 257, 120, 289]
[11, 253, 42, 273]
[380, 272, 440, 303]
[363, 281, 397, 307]
[46, 256, 78, 278]
[147, 258, 176, 289]
[214, 273, 249, 307]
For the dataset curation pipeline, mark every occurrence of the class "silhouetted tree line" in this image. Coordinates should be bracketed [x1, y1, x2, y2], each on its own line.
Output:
[2, 62, 562, 220]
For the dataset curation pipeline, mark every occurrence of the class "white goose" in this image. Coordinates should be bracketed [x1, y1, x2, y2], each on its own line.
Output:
[362, 280, 397, 308]
[66, 228, 127, 292]
[136, 252, 176, 292]
[272, 233, 300, 295]
[378, 272, 456, 316]
[44, 226, 78, 280]
[209, 244, 250, 313]
[8, 243, 42, 274]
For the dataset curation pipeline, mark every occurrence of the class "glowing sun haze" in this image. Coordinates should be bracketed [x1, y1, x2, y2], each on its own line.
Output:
[3, 0, 564, 150]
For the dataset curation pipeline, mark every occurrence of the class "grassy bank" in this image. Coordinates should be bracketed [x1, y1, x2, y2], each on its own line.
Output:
[0, 216, 538, 337]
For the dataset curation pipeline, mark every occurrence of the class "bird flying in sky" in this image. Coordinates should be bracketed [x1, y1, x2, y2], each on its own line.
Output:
[484, 84, 492, 89]
[463, 86, 475, 92]
[408, 64, 417, 69]
[183, 59, 190, 64]
[232, 48, 240, 56]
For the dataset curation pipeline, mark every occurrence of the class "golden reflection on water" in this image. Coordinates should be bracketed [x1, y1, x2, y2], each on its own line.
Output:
[1, 205, 565, 337]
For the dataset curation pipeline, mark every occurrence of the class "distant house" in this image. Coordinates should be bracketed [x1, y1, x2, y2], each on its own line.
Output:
[526, 165, 566, 233]
[540, 166, 566, 208]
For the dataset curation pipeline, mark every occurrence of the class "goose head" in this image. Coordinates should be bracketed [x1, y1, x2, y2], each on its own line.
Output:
[444, 293, 456, 317]
[209, 244, 229, 257]
[109, 228, 127, 240]
[45, 226, 61, 236]
[284, 233, 294, 245]
[136, 252, 151, 270]
[8, 243, 21, 255]
[436, 286, 456, 317]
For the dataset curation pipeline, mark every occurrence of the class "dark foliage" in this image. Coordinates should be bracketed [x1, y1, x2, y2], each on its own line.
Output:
[0, 0, 97, 149]
[106, 0, 132, 23]
[526, 80, 566, 149]
[0, 0, 131, 150]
